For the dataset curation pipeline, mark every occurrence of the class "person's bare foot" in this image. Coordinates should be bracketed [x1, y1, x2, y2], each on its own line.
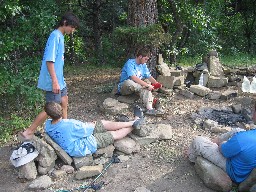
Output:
[18, 130, 33, 141]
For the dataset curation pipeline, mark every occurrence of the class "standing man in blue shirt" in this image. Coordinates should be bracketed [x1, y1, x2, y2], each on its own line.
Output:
[118, 47, 163, 116]
[19, 12, 79, 141]
[187, 128, 256, 184]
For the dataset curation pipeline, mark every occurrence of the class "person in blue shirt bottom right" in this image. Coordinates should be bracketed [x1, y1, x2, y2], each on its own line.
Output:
[44, 102, 144, 157]
[187, 127, 256, 184]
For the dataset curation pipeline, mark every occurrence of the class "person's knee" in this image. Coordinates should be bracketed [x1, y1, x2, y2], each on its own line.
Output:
[61, 96, 68, 108]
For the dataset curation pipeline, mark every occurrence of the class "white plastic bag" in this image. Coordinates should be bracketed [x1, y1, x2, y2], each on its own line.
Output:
[242, 76, 251, 93]
[250, 76, 256, 93]
[198, 73, 204, 86]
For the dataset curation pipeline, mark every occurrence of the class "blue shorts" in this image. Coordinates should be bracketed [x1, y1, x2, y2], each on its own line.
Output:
[45, 87, 68, 103]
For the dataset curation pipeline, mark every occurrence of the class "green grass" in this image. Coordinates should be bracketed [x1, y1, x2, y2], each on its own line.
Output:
[177, 53, 256, 68]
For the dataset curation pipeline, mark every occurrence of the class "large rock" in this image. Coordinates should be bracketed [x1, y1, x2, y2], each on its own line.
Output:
[114, 137, 140, 154]
[239, 168, 256, 192]
[194, 156, 232, 192]
[28, 175, 53, 190]
[75, 165, 103, 180]
[156, 54, 171, 76]
[44, 134, 73, 165]
[157, 76, 175, 89]
[207, 76, 228, 88]
[208, 55, 224, 77]
[18, 161, 37, 180]
[189, 85, 211, 97]
[102, 98, 129, 115]
[130, 124, 173, 145]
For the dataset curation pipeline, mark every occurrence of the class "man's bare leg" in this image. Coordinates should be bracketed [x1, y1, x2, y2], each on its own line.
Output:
[101, 120, 136, 131]
[61, 95, 68, 119]
[21, 95, 68, 140]
[109, 127, 133, 140]
[21, 111, 48, 139]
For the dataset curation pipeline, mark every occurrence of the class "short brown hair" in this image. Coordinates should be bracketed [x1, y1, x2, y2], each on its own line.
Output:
[44, 102, 62, 120]
[56, 12, 80, 29]
[135, 47, 150, 57]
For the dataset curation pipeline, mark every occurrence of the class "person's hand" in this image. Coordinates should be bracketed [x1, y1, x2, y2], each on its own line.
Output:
[52, 82, 60, 94]
[152, 82, 162, 89]
[211, 137, 220, 145]
[145, 84, 154, 91]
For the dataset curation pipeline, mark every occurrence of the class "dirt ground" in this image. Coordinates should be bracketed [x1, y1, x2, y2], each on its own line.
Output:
[0, 68, 243, 192]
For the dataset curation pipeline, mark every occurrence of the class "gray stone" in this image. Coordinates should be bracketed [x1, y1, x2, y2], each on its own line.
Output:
[250, 184, 256, 192]
[189, 85, 211, 97]
[157, 75, 175, 89]
[44, 134, 72, 165]
[135, 186, 151, 192]
[132, 124, 150, 137]
[129, 124, 173, 145]
[156, 54, 171, 76]
[117, 95, 139, 104]
[207, 76, 228, 88]
[208, 56, 224, 77]
[210, 126, 232, 134]
[18, 161, 37, 180]
[51, 169, 66, 178]
[28, 175, 53, 190]
[75, 165, 103, 180]
[73, 155, 93, 169]
[231, 104, 242, 114]
[179, 89, 195, 99]
[102, 98, 129, 115]
[114, 137, 140, 154]
[203, 119, 218, 130]
[194, 156, 232, 192]
[60, 165, 74, 174]
[37, 160, 55, 175]
[239, 168, 256, 192]
[207, 91, 222, 100]
[220, 90, 238, 100]
[94, 145, 115, 158]
[170, 68, 184, 77]
[173, 76, 185, 86]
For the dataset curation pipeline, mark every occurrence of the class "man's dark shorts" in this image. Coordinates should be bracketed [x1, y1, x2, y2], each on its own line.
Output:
[45, 87, 68, 103]
[93, 120, 114, 149]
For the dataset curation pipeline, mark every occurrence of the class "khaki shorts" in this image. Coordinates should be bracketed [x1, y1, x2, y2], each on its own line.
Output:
[93, 120, 114, 149]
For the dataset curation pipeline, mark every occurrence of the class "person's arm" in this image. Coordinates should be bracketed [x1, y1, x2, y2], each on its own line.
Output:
[47, 61, 60, 94]
[148, 76, 158, 84]
[130, 75, 154, 91]
[212, 128, 245, 145]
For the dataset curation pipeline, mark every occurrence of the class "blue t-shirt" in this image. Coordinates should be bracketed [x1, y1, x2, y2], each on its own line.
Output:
[221, 129, 256, 183]
[45, 119, 97, 157]
[37, 29, 66, 91]
[118, 59, 151, 92]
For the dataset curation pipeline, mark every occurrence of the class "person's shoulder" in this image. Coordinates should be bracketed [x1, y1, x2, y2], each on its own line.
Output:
[125, 59, 136, 66]
[49, 30, 63, 39]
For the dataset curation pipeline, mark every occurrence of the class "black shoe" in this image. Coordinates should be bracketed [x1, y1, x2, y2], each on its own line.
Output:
[132, 118, 144, 129]
[134, 105, 144, 118]
[115, 114, 130, 122]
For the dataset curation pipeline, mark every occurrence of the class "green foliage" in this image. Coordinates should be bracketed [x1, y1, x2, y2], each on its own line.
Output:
[0, 0, 58, 61]
[113, 24, 171, 49]
[220, 53, 256, 67]
[0, 57, 44, 116]
[0, 115, 30, 145]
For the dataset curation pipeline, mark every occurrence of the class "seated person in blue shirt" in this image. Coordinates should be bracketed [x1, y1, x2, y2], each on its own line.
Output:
[44, 102, 143, 157]
[117, 47, 163, 116]
[187, 128, 256, 184]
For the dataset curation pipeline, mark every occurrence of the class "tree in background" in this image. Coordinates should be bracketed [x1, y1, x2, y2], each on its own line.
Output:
[127, 0, 159, 77]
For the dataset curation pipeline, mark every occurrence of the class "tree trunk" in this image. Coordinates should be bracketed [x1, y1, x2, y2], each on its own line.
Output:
[127, 0, 158, 78]
[168, 0, 185, 65]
